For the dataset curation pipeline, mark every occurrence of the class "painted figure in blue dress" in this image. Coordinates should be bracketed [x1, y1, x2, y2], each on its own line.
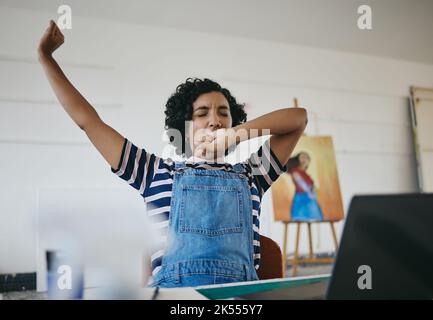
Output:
[286, 152, 324, 221]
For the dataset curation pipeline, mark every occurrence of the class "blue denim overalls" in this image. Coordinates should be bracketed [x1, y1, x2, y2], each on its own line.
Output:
[151, 161, 259, 288]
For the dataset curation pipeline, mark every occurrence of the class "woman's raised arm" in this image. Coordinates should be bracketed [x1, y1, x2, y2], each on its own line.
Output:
[38, 20, 124, 170]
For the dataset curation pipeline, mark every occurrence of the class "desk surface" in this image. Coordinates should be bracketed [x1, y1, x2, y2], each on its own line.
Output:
[42, 274, 331, 300]
[84, 286, 208, 300]
[196, 274, 331, 300]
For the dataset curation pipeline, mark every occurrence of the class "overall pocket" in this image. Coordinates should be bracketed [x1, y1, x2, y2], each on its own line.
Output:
[179, 185, 244, 236]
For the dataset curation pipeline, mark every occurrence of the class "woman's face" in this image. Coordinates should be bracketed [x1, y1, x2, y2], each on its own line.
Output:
[188, 91, 232, 153]
[299, 153, 311, 169]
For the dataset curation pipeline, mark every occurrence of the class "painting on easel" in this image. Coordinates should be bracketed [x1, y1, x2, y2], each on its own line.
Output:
[272, 135, 344, 222]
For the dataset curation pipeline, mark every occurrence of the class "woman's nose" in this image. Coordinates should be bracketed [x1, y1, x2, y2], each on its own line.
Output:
[209, 121, 221, 130]
[208, 113, 222, 130]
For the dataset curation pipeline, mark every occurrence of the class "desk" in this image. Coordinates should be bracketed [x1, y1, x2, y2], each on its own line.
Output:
[68, 274, 331, 300]
[196, 274, 330, 300]
[83, 286, 208, 300]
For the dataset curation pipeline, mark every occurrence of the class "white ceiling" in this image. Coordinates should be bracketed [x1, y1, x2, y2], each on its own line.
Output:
[2, 0, 433, 64]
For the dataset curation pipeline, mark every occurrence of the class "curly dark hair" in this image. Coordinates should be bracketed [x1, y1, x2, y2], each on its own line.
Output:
[164, 78, 247, 156]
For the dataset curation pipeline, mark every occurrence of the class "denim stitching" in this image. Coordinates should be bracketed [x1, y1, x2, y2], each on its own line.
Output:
[179, 187, 243, 236]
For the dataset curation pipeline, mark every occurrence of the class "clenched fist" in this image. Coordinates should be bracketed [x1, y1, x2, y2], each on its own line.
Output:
[194, 128, 239, 161]
[38, 20, 64, 58]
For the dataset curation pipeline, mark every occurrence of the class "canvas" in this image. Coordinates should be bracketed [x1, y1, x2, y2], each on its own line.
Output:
[271, 136, 344, 222]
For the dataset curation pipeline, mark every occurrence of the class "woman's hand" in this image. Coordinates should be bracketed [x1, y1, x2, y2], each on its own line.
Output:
[193, 129, 215, 147]
[38, 20, 64, 59]
[195, 128, 238, 160]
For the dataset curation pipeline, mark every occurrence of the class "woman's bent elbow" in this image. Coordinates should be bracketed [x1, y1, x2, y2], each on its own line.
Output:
[296, 107, 308, 128]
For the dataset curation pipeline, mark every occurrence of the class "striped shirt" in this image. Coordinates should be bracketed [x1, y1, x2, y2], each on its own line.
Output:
[111, 138, 286, 277]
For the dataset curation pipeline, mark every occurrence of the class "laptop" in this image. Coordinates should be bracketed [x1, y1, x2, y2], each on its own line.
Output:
[326, 193, 433, 299]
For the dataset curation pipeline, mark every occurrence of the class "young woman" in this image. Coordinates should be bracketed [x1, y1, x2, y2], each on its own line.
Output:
[286, 152, 324, 221]
[38, 20, 308, 288]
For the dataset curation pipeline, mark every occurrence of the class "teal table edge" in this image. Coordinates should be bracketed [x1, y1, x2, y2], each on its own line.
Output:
[195, 274, 331, 300]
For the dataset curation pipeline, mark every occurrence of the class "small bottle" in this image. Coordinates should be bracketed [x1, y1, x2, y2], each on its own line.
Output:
[46, 250, 84, 300]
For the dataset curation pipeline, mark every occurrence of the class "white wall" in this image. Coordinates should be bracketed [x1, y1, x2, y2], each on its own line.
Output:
[1, 7, 433, 273]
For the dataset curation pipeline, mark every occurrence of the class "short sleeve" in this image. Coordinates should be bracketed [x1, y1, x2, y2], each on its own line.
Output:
[246, 138, 287, 196]
[111, 138, 162, 195]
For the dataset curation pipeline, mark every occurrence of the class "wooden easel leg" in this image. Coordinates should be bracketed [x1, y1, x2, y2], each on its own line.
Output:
[292, 222, 301, 277]
[282, 222, 288, 277]
[330, 221, 339, 251]
[307, 222, 313, 259]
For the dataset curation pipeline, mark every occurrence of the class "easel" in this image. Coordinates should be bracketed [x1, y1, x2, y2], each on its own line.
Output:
[278, 98, 341, 277]
[281, 220, 339, 277]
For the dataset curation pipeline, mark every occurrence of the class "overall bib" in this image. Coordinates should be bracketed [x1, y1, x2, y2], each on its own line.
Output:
[151, 161, 259, 288]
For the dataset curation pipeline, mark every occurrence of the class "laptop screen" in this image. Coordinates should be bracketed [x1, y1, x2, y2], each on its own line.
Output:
[327, 194, 433, 299]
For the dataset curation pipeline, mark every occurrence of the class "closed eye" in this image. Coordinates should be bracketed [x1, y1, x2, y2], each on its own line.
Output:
[197, 112, 228, 117]
[219, 106, 229, 116]
[194, 106, 229, 117]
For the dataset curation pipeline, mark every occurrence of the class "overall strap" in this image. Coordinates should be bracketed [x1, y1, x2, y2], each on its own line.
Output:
[174, 160, 187, 170]
[232, 163, 245, 174]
